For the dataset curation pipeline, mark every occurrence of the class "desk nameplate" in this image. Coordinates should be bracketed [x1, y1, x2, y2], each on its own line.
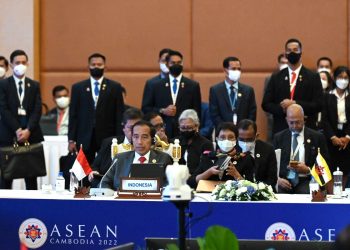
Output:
[117, 177, 161, 199]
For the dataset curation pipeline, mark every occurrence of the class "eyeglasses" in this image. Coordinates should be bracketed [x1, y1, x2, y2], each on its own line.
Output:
[153, 123, 166, 130]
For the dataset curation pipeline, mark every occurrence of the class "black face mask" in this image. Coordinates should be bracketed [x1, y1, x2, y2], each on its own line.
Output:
[90, 68, 104, 78]
[180, 130, 196, 140]
[286, 52, 302, 65]
[169, 64, 183, 77]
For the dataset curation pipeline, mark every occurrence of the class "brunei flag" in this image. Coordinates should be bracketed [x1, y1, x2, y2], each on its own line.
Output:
[311, 149, 332, 186]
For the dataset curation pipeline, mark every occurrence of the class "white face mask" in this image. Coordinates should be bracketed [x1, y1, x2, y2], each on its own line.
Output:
[318, 67, 331, 74]
[159, 63, 169, 74]
[0, 67, 6, 78]
[336, 79, 349, 90]
[218, 140, 236, 153]
[228, 70, 241, 82]
[55, 96, 70, 109]
[321, 79, 328, 90]
[13, 64, 27, 76]
[238, 140, 255, 153]
[279, 64, 288, 71]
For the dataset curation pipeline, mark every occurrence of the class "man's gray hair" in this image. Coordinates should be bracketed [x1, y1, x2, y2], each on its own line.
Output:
[178, 109, 200, 126]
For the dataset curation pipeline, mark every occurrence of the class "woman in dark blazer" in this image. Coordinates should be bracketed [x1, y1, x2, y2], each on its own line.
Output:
[322, 66, 350, 185]
[188, 122, 255, 189]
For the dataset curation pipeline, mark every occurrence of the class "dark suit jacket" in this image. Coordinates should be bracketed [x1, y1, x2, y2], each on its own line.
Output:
[100, 150, 173, 190]
[141, 75, 201, 138]
[209, 81, 256, 127]
[250, 140, 277, 188]
[68, 78, 125, 151]
[322, 92, 350, 139]
[0, 76, 43, 146]
[262, 66, 323, 133]
[273, 127, 329, 179]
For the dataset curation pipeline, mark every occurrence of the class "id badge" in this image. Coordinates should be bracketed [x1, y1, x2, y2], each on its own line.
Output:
[18, 107, 26, 116]
[233, 113, 237, 125]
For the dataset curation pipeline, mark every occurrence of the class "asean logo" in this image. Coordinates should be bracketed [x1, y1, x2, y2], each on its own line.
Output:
[265, 222, 296, 241]
[18, 218, 48, 248]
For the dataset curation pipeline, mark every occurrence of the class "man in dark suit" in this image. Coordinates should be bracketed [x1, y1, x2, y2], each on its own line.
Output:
[88, 108, 143, 187]
[100, 120, 173, 190]
[47, 85, 70, 135]
[209, 56, 256, 128]
[0, 50, 44, 189]
[68, 53, 125, 163]
[143, 48, 171, 88]
[142, 50, 201, 138]
[237, 119, 277, 188]
[273, 104, 329, 194]
[262, 38, 323, 134]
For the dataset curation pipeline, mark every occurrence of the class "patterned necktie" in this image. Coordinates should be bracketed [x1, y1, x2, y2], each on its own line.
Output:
[18, 81, 23, 97]
[288, 133, 300, 187]
[172, 79, 178, 94]
[229, 85, 236, 110]
[139, 156, 146, 164]
[292, 133, 299, 161]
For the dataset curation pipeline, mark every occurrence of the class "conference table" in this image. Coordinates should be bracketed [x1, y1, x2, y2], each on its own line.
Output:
[1, 190, 350, 250]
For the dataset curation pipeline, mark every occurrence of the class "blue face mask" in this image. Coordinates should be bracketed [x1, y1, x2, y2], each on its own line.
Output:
[238, 140, 255, 153]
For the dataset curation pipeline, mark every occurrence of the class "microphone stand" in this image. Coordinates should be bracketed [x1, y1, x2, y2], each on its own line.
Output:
[171, 200, 190, 250]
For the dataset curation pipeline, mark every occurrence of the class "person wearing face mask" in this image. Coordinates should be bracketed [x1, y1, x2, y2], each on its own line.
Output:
[316, 57, 333, 75]
[174, 109, 213, 176]
[322, 66, 350, 188]
[188, 122, 255, 189]
[68, 53, 125, 164]
[274, 104, 329, 194]
[209, 56, 256, 129]
[47, 85, 70, 135]
[142, 50, 201, 138]
[0, 56, 9, 80]
[262, 38, 323, 135]
[236, 119, 277, 188]
[0, 50, 44, 190]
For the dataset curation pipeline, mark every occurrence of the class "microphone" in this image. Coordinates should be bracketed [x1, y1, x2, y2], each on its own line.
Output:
[99, 157, 118, 188]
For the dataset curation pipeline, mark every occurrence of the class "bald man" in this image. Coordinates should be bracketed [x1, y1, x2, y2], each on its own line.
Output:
[273, 104, 329, 194]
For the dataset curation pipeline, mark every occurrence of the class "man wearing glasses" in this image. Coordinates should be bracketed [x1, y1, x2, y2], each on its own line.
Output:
[237, 119, 277, 188]
[262, 38, 323, 134]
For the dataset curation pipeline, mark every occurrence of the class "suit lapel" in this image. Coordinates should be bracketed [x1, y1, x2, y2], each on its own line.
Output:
[175, 76, 185, 106]
[304, 128, 312, 164]
[83, 80, 95, 109]
[149, 150, 159, 164]
[283, 130, 292, 160]
[96, 78, 108, 108]
[281, 69, 291, 98]
[120, 152, 135, 177]
[219, 82, 232, 110]
[236, 82, 242, 110]
[22, 79, 32, 109]
[293, 66, 305, 99]
[9, 77, 21, 107]
[163, 77, 174, 105]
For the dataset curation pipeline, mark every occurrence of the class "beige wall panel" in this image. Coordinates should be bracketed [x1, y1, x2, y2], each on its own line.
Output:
[193, 72, 271, 140]
[192, 0, 348, 72]
[40, 0, 192, 71]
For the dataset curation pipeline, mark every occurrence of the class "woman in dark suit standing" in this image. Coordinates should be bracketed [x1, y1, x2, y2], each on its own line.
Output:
[322, 66, 350, 186]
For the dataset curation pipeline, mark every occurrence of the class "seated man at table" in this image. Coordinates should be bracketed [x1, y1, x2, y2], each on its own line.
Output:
[188, 122, 255, 189]
[273, 104, 329, 194]
[100, 120, 173, 190]
[88, 108, 143, 187]
[237, 119, 277, 188]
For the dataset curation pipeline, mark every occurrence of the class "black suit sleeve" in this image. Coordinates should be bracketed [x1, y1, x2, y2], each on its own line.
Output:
[192, 81, 202, 118]
[209, 86, 223, 127]
[0, 80, 21, 132]
[114, 83, 125, 135]
[141, 80, 158, 114]
[247, 87, 257, 121]
[27, 82, 42, 132]
[92, 137, 113, 174]
[264, 146, 278, 188]
[68, 83, 79, 142]
[261, 74, 285, 117]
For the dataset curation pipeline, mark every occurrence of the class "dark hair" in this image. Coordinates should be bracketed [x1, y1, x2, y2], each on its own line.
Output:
[165, 50, 183, 63]
[143, 112, 160, 122]
[223, 56, 241, 69]
[88, 53, 106, 63]
[52, 85, 69, 97]
[121, 86, 126, 96]
[333, 66, 350, 82]
[277, 53, 286, 63]
[216, 122, 238, 137]
[317, 57, 333, 68]
[319, 70, 334, 91]
[237, 119, 257, 134]
[0, 56, 9, 67]
[131, 120, 156, 139]
[285, 38, 302, 50]
[159, 48, 171, 59]
[10, 50, 28, 63]
[122, 108, 143, 125]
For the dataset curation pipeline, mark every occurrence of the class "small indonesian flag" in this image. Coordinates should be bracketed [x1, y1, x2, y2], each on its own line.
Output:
[311, 149, 332, 186]
[71, 148, 92, 181]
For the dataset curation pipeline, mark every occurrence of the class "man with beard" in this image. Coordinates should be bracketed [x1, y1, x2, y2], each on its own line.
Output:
[262, 38, 323, 134]
[142, 50, 201, 138]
